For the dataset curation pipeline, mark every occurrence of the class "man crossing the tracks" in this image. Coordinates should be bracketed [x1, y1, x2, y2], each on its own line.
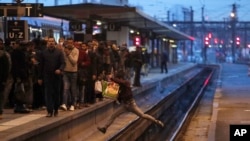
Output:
[97, 70, 164, 134]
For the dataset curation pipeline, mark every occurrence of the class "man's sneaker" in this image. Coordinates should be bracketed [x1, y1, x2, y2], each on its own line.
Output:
[155, 120, 164, 128]
[60, 104, 67, 111]
[69, 105, 75, 111]
[97, 127, 106, 134]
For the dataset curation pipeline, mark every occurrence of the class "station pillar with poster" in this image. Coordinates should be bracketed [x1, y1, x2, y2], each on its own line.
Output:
[7, 20, 28, 44]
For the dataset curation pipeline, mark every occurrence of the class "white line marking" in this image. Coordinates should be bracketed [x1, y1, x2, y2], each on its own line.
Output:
[0, 114, 45, 131]
[240, 121, 250, 124]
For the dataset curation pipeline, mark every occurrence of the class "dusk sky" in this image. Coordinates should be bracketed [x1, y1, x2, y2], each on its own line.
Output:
[129, 0, 250, 21]
[1, 0, 249, 21]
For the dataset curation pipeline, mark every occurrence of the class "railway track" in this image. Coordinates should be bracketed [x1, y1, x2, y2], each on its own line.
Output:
[108, 65, 219, 141]
[173, 65, 219, 141]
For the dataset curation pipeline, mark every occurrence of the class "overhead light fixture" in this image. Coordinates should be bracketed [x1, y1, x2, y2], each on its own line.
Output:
[169, 40, 175, 43]
[171, 44, 177, 48]
[96, 20, 102, 25]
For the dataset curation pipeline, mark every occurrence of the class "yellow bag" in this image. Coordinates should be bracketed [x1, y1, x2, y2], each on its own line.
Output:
[102, 81, 120, 100]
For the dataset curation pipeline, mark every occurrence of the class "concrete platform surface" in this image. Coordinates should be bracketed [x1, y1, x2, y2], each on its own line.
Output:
[208, 63, 250, 141]
[0, 62, 196, 141]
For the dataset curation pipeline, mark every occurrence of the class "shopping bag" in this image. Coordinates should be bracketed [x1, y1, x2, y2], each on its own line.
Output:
[102, 81, 120, 100]
[95, 80, 102, 94]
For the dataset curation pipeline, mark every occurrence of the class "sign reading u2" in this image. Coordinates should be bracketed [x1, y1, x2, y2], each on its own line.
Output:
[7, 20, 25, 41]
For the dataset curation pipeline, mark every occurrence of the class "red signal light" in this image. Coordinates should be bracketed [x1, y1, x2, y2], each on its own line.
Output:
[205, 37, 209, 46]
[236, 37, 240, 46]
[134, 36, 141, 46]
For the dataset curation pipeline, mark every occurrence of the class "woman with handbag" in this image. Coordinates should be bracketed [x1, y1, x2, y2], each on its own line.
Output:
[97, 70, 164, 134]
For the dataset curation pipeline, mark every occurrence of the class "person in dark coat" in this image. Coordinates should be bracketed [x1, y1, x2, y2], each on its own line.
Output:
[77, 42, 91, 108]
[11, 41, 33, 113]
[38, 37, 65, 117]
[28, 41, 45, 110]
[83, 40, 98, 106]
[110, 43, 120, 73]
[97, 70, 164, 134]
[161, 50, 168, 73]
[141, 48, 150, 76]
[121, 48, 133, 81]
[131, 46, 143, 87]
[0, 38, 11, 119]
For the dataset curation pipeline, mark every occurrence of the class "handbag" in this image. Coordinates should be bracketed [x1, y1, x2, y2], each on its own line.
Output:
[95, 80, 102, 94]
[102, 81, 120, 100]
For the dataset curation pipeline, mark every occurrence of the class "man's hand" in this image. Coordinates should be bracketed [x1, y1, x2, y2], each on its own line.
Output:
[55, 69, 62, 75]
[64, 48, 71, 56]
[38, 79, 43, 85]
[31, 58, 38, 65]
[92, 75, 96, 80]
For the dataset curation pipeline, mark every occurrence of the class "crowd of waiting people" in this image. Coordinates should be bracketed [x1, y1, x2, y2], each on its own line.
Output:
[0, 36, 152, 118]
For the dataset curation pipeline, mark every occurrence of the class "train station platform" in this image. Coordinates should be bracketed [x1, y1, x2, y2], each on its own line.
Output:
[208, 63, 250, 141]
[0, 62, 196, 141]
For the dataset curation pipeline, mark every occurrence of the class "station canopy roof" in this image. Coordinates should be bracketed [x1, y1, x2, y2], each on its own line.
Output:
[43, 3, 194, 40]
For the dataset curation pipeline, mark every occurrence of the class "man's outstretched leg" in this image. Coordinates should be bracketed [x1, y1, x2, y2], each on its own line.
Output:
[97, 104, 127, 134]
